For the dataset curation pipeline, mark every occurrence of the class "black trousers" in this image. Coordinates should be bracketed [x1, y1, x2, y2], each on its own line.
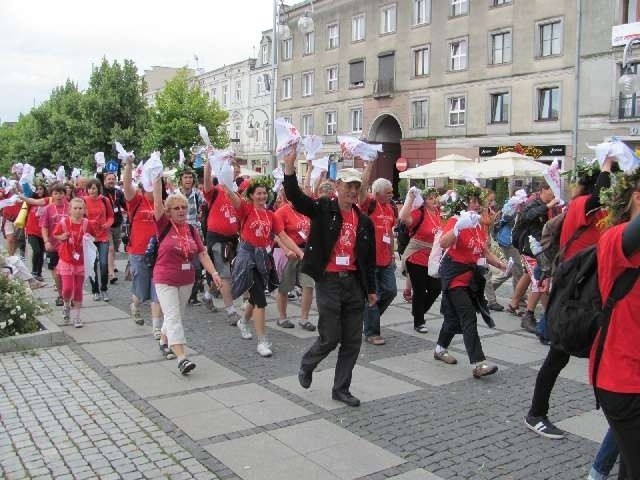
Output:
[597, 389, 640, 479]
[406, 261, 441, 328]
[528, 346, 570, 418]
[27, 235, 44, 277]
[436, 287, 485, 364]
[301, 273, 364, 393]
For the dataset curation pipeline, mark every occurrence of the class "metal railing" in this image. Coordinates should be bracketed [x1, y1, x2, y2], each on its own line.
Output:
[611, 96, 640, 120]
[373, 78, 394, 98]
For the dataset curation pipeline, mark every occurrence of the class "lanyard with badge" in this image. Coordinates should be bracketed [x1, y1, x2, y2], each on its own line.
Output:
[171, 220, 193, 271]
[336, 209, 355, 266]
[380, 204, 392, 246]
[253, 207, 272, 252]
[68, 219, 83, 261]
[292, 205, 308, 243]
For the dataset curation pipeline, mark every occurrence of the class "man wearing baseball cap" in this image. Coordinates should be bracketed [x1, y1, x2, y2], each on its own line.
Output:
[283, 153, 376, 407]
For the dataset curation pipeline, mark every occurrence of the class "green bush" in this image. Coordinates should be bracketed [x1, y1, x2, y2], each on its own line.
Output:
[0, 274, 48, 337]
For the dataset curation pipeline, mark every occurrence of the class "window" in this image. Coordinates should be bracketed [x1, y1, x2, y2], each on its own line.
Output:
[235, 80, 242, 102]
[451, 0, 468, 16]
[281, 76, 292, 100]
[411, 100, 428, 129]
[350, 108, 363, 133]
[257, 76, 264, 95]
[327, 66, 338, 91]
[325, 111, 337, 135]
[619, 63, 640, 118]
[413, 0, 430, 25]
[380, 4, 396, 34]
[263, 73, 271, 92]
[537, 87, 559, 120]
[233, 122, 241, 140]
[352, 14, 365, 41]
[221, 85, 228, 106]
[304, 32, 315, 55]
[327, 23, 339, 49]
[492, 0, 512, 5]
[211, 87, 217, 100]
[302, 114, 314, 136]
[302, 71, 314, 97]
[349, 60, 365, 88]
[282, 38, 293, 61]
[491, 31, 512, 64]
[413, 45, 430, 77]
[449, 38, 467, 71]
[539, 20, 562, 57]
[490, 92, 509, 123]
[261, 43, 270, 65]
[623, 0, 639, 23]
[448, 96, 465, 126]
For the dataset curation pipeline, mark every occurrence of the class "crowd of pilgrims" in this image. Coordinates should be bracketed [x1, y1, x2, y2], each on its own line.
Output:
[0, 148, 639, 479]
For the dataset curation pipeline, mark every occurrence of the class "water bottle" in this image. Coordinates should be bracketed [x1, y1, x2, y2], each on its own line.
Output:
[528, 235, 544, 256]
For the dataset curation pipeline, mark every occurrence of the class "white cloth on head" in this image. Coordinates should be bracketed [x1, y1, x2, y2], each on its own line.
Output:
[275, 118, 301, 159]
[141, 152, 163, 192]
[301, 135, 322, 160]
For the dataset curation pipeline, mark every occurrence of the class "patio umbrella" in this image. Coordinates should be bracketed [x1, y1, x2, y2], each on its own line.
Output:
[473, 152, 547, 178]
[399, 154, 475, 180]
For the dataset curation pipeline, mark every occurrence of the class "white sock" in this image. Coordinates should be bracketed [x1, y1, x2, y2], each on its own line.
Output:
[435, 345, 446, 354]
[152, 318, 162, 329]
[71, 307, 81, 322]
[226, 305, 237, 315]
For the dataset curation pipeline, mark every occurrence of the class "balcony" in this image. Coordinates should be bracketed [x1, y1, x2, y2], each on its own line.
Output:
[610, 96, 640, 121]
[373, 78, 394, 98]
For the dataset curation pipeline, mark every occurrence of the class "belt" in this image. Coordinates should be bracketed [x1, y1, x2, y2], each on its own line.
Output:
[324, 270, 356, 278]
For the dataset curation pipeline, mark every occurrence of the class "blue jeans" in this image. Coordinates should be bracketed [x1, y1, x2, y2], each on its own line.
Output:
[90, 241, 109, 294]
[363, 263, 397, 337]
[589, 428, 619, 480]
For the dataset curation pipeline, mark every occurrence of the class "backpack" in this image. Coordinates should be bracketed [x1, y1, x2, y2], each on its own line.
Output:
[546, 245, 639, 359]
[144, 223, 196, 268]
[394, 206, 425, 256]
[511, 208, 531, 255]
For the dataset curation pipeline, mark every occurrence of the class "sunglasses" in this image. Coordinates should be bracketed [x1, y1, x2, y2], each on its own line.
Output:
[170, 205, 188, 211]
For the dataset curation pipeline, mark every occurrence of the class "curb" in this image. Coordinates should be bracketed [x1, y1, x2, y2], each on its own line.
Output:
[0, 314, 68, 353]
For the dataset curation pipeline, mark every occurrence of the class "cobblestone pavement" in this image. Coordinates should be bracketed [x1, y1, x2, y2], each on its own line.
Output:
[0, 253, 613, 479]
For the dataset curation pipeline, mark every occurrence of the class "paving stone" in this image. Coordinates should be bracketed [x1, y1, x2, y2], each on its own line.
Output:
[555, 409, 609, 442]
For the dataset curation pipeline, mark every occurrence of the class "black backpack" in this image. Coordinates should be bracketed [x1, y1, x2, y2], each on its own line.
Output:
[394, 206, 425, 256]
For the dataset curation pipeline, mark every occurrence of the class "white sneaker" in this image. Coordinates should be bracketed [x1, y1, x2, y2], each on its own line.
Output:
[237, 318, 252, 339]
[62, 304, 71, 326]
[257, 340, 272, 357]
[74, 319, 83, 328]
[101, 292, 110, 302]
[152, 328, 162, 340]
[93, 293, 101, 301]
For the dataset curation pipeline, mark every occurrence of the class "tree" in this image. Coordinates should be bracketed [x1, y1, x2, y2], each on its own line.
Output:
[143, 70, 228, 165]
[84, 58, 148, 157]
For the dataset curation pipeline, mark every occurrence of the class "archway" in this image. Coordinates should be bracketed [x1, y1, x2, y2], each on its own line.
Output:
[368, 114, 403, 198]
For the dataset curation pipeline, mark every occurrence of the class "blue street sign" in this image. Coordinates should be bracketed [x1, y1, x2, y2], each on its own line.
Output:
[105, 160, 119, 173]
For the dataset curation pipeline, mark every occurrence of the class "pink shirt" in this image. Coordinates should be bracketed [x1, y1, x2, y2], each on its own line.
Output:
[152, 215, 205, 286]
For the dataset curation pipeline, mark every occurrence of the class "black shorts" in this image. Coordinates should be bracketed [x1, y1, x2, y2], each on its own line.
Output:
[46, 252, 59, 271]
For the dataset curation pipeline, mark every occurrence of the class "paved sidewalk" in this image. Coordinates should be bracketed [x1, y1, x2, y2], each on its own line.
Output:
[0, 256, 612, 479]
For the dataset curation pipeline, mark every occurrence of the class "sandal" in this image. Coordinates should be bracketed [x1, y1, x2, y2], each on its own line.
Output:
[505, 304, 524, 317]
[178, 358, 196, 375]
[298, 321, 316, 332]
[159, 344, 176, 360]
[277, 319, 295, 328]
[402, 288, 413, 302]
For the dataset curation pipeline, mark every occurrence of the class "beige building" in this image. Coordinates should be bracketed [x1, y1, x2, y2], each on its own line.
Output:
[277, 0, 580, 184]
[142, 66, 195, 107]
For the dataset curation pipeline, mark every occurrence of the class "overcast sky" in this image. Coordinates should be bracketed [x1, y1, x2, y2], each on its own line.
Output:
[0, 0, 276, 123]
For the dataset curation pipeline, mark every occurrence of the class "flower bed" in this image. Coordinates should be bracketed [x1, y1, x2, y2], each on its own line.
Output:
[0, 274, 49, 338]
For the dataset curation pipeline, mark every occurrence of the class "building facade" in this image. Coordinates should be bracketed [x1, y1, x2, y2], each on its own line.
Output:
[143, 66, 195, 106]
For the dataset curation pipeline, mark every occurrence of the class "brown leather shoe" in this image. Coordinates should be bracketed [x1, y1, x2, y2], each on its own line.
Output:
[434, 350, 457, 364]
[366, 336, 386, 346]
[472, 363, 498, 378]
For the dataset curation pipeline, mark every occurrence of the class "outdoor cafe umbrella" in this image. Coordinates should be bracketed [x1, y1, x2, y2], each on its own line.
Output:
[399, 153, 475, 180]
[472, 152, 547, 179]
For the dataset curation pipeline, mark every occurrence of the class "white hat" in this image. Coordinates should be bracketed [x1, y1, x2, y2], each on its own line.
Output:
[336, 168, 362, 184]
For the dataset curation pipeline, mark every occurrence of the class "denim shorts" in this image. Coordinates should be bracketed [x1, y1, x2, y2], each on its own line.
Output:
[129, 254, 158, 303]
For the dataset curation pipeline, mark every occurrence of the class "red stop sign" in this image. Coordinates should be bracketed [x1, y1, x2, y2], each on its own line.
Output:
[395, 157, 408, 172]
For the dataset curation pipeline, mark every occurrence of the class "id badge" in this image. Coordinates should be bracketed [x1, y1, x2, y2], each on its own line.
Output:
[298, 230, 307, 240]
[181, 263, 191, 271]
[266, 246, 272, 254]
[336, 255, 350, 266]
[229, 217, 237, 224]
[113, 207, 120, 213]
[73, 253, 80, 261]
[382, 234, 391, 244]
[476, 257, 487, 266]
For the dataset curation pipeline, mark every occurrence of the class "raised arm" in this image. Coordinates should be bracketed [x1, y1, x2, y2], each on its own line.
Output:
[203, 157, 213, 193]
[399, 190, 417, 227]
[585, 157, 613, 213]
[282, 148, 317, 218]
[19, 195, 47, 206]
[152, 176, 164, 221]
[358, 159, 374, 204]
[123, 156, 137, 202]
[221, 184, 242, 211]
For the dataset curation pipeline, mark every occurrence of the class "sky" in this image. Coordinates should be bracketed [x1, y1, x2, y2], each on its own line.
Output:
[0, 0, 276, 123]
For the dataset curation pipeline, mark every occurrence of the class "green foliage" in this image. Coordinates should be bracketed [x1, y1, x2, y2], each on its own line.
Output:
[397, 178, 408, 199]
[143, 70, 229, 164]
[0, 272, 48, 338]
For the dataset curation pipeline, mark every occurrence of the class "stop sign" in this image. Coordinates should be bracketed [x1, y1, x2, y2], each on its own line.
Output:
[395, 157, 408, 172]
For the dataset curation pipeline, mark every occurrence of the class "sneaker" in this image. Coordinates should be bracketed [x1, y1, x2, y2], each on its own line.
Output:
[434, 350, 458, 364]
[202, 296, 217, 312]
[55, 296, 64, 307]
[178, 358, 196, 375]
[472, 363, 498, 378]
[237, 318, 252, 339]
[521, 311, 537, 334]
[152, 328, 162, 340]
[74, 319, 83, 328]
[365, 335, 386, 346]
[93, 293, 101, 301]
[287, 291, 297, 300]
[188, 297, 202, 306]
[523, 415, 565, 439]
[226, 311, 240, 326]
[487, 302, 504, 312]
[159, 344, 176, 360]
[130, 303, 144, 326]
[257, 339, 273, 357]
[414, 325, 428, 334]
[62, 304, 71, 326]
[277, 319, 295, 328]
[101, 291, 110, 302]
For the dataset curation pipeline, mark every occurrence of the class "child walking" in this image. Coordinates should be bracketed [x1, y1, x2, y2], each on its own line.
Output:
[52, 198, 96, 327]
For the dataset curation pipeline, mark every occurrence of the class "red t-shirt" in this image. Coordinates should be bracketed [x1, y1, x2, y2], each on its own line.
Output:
[126, 193, 157, 255]
[590, 224, 640, 393]
[2, 202, 22, 222]
[326, 208, 359, 272]
[153, 215, 205, 287]
[83, 195, 114, 242]
[205, 186, 239, 237]
[236, 201, 283, 248]
[25, 197, 50, 237]
[53, 218, 96, 265]
[559, 195, 606, 261]
[444, 217, 487, 288]
[407, 208, 442, 267]
[40, 201, 70, 251]
[274, 203, 310, 247]
[361, 196, 396, 267]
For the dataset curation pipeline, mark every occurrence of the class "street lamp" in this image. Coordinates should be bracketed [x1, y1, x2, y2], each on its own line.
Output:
[619, 38, 640, 96]
[247, 113, 256, 140]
